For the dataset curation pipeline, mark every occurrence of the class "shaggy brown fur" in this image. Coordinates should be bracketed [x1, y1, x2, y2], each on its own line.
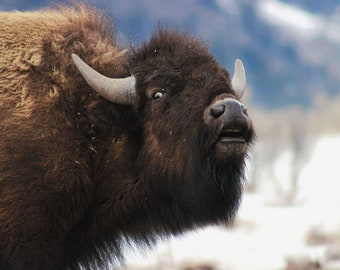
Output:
[0, 4, 254, 270]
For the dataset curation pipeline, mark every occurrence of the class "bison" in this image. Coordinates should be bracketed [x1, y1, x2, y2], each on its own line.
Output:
[0, 4, 255, 270]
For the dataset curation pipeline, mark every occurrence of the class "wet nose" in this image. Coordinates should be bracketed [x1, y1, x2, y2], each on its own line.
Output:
[209, 99, 248, 120]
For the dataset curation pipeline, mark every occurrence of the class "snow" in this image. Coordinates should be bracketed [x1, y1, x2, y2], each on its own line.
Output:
[121, 136, 340, 269]
[299, 137, 340, 206]
[215, 0, 241, 16]
[257, 0, 322, 35]
[256, 0, 340, 45]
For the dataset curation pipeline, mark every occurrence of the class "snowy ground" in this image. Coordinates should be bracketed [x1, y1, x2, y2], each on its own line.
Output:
[119, 136, 340, 270]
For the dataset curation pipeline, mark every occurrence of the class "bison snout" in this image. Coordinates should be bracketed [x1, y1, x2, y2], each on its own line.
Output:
[205, 98, 251, 144]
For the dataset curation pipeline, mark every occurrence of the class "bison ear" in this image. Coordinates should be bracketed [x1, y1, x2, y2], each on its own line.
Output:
[231, 59, 246, 100]
[71, 54, 136, 105]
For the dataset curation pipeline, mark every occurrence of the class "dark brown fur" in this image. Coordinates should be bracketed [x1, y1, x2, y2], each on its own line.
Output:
[0, 4, 254, 270]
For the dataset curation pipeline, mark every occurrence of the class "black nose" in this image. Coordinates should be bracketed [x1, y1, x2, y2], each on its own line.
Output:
[204, 98, 251, 144]
[209, 99, 248, 120]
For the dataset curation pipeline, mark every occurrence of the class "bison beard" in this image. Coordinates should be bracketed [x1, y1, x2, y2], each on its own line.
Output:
[141, 132, 245, 232]
[0, 4, 254, 270]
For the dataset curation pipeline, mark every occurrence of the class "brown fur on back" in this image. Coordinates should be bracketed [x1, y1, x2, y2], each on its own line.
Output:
[0, 4, 127, 111]
[0, 5, 129, 270]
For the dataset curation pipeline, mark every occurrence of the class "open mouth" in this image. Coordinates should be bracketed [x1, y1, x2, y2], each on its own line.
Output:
[218, 129, 247, 143]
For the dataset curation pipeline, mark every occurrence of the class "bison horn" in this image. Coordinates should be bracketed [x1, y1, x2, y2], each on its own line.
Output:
[231, 59, 246, 100]
[71, 54, 136, 105]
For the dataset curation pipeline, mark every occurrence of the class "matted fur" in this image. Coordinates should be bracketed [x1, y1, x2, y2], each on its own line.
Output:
[0, 4, 254, 270]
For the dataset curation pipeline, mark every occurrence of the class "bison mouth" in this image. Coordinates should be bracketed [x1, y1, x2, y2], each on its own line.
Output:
[218, 128, 247, 144]
[213, 125, 252, 158]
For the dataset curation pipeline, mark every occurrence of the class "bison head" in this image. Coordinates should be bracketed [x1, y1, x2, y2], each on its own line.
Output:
[72, 30, 254, 237]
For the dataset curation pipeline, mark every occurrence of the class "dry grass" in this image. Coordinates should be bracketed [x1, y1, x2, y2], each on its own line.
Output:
[285, 257, 322, 270]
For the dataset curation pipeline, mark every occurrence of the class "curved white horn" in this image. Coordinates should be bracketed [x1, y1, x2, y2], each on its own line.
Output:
[231, 59, 246, 100]
[72, 53, 136, 105]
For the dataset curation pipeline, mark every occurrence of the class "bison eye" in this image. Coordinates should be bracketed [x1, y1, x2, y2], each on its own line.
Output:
[152, 90, 165, 101]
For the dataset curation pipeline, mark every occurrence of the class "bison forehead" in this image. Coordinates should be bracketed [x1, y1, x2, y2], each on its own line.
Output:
[129, 31, 235, 107]
[133, 60, 233, 109]
[130, 28, 231, 83]
[187, 63, 231, 92]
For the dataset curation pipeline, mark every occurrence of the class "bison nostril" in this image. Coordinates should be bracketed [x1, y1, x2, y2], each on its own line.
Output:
[210, 105, 225, 119]
[241, 104, 248, 116]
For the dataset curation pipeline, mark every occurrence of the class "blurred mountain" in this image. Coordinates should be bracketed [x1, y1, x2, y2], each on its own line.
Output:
[1, 0, 339, 109]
